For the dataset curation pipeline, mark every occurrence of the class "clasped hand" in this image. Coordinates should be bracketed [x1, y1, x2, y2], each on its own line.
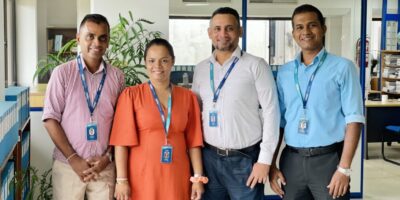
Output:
[69, 155, 110, 182]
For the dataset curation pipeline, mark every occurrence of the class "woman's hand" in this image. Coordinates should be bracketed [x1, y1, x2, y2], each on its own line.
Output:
[191, 182, 204, 200]
[114, 182, 131, 200]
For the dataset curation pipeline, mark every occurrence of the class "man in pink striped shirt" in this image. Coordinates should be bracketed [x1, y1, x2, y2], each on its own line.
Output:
[42, 14, 124, 199]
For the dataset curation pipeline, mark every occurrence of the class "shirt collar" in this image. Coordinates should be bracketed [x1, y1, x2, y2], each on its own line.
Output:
[209, 46, 242, 64]
[79, 54, 105, 74]
[295, 47, 326, 67]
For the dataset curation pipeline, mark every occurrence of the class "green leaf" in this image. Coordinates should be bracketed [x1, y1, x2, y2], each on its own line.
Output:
[129, 11, 134, 21]
[34, 10, 159, 86]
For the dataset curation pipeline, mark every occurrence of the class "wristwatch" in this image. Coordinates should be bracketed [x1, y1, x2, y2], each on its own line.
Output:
[337, 166, 351, 176]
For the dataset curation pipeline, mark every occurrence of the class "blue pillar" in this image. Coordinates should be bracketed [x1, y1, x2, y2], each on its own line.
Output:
[242, 0, 247, 51]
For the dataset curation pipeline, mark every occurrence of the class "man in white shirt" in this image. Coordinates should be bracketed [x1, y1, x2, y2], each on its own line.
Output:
[192, 7, 280, 200]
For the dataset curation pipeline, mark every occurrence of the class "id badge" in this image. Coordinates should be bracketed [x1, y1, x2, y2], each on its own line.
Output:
[86, 122, 98, 141]
[298, 118, 309, 134]
[161, 145, 173, 164]
[209, 109, 218, 127]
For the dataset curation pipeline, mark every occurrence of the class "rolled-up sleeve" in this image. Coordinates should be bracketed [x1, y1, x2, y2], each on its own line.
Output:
[42, 66, 66, 122]
[340, 61, 365, 124]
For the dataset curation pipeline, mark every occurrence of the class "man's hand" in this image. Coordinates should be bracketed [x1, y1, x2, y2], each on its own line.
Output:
[83, 155, 110, 181]
[246, 162, 270, 189]
[268, 165, 286, 198]
[68, 155, 92, 182]
[327, 170, 350, 199]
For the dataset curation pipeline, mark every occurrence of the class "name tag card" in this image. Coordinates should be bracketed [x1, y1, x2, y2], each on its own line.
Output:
[86, 122, 98, 141]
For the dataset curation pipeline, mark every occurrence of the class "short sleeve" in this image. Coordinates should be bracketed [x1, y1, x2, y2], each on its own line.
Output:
[109, 88, 139, 146]
[185, 92, 203, 148]
[42, 66, 66, 122]
[339, 61, 365, 124]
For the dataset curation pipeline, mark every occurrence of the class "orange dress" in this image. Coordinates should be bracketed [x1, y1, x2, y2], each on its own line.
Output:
[110, 83, 203, 200]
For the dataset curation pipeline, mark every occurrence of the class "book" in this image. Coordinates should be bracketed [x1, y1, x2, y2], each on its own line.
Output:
[47, 39, 54, 52]
[54, 35, 63, 52]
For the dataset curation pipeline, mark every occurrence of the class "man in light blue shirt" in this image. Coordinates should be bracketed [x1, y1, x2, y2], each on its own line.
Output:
[268, 4, 365, 200]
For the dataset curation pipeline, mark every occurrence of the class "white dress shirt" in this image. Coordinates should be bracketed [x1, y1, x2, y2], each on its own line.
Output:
[192, 47, 280, 164]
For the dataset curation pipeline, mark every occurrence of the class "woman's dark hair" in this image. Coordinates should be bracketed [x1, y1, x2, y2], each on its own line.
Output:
[144, 38, 175, 60]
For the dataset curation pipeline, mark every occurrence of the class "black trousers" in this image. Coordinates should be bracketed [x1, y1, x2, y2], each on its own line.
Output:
[279, 146, 350, 200]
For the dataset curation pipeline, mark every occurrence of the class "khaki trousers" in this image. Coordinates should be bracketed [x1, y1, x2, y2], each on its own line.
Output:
[52, 160, 115, 200]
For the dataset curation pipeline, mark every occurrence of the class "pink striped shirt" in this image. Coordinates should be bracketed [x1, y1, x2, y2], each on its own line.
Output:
[42, 57, 125, 163]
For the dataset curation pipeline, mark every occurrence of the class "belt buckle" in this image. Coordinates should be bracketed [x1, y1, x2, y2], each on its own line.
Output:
[217, 148, 229, 156]
[301, 148, 312, 157]
[307, 148, 313, 156]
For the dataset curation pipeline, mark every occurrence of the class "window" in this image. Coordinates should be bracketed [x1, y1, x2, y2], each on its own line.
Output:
[246, 19, 299, 66]
[169, 17, 299, 67]
[169, 18, 212, 65]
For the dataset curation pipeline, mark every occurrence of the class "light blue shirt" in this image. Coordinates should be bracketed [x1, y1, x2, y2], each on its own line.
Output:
[277, 48, 365, 148]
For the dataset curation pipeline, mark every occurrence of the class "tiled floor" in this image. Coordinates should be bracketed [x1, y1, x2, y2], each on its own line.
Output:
[362, 143, 400, 200]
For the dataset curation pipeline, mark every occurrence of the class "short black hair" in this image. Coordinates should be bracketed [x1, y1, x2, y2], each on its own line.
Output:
[79, 14, 110, 33]
[291, 4, 325, 28]
[144, 38, 175, 61]
[211, 7, 241, 27]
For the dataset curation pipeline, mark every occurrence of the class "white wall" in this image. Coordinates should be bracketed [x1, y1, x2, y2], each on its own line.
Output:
[30, 111, 54, 174]
[0, 0, 5, 100]
[16, 0, 38, 87]
[325, 16, 343, 56]
[46, 0, 76, 27]
[6, 0, 16, 86]
[90, 0, 169, 38]
[36, 0, 47, 61]
[77, 0, 90, 29]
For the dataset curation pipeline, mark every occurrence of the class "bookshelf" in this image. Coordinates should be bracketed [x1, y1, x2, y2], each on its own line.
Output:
[1, 86, 31, 200]
[39, 27, 77, 83]
[0, 101, 18, 200]
[381, 51, 400, 98]
[47, 27, 76, 54]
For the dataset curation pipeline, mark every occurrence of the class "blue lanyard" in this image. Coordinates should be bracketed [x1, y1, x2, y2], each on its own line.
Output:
[294, 51, 327, 110]
[148, 81, 172, 140]
[210, 57, 239, 104]
[77, 55, 107, 118]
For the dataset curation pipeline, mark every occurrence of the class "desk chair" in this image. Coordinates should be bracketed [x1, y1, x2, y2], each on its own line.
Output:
[382, 125, 400, 165]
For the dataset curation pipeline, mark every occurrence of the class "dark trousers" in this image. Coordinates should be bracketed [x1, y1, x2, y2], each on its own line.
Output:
[202, 146, 264, 200]
[280, 146, 350, 200]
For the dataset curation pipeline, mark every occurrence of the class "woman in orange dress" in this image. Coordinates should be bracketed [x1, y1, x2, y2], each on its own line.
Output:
[110, 38, 205, 200]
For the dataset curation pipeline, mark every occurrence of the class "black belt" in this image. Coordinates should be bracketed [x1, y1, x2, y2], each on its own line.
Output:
[286, 141, 343, 157]
[204, 142, 260, 157]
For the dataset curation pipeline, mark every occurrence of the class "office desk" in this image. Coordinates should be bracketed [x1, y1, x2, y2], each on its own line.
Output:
[365, 100, 400, 159]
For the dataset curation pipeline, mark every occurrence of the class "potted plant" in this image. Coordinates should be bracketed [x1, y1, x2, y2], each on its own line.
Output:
[34, 11, 161, 86]
[12, 167, 53, 200]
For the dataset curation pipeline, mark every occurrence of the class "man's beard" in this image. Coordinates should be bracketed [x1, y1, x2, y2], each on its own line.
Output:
[214, 42, 236, 52]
